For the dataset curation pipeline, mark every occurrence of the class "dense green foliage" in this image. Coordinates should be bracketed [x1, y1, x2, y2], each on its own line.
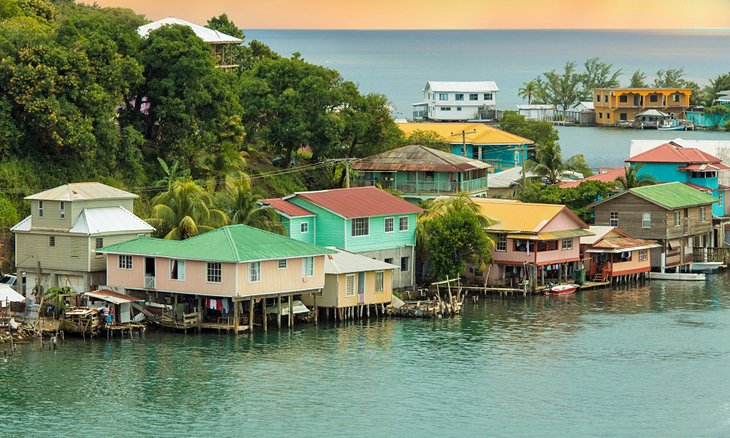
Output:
[518, 181, 616, 223]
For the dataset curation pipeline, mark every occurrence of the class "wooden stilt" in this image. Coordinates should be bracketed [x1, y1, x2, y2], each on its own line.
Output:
[277, 295, 282, 329]
[196, 296, 202, 332]
[313, 294, 318, 324]
[249, 298, 254, 333]
[288, 295, 293, 328]
[262, 298, 267, 332]
[367, 304, 370, 318]
[234, 299, 239, 332]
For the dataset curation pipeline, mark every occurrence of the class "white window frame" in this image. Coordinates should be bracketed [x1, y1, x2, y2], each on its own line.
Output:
[170, 259, 185, 281]
[207, 262, 222, 283]
[400, 256, 409, 272]
[639, 249, 648, 261]
[484, 93, 493, 100]
[438, 93, 448, 101]
[674, 210, 681, 226]
[302, 256, 314, 277]
[60, 201, 65, 219]
[700, 207, 707, 222]
[469, 93, 478, 101]
[345, 274, 355, 297]
[561, 238, 573, 250]
[49, 236, 55, 247]
[375, 271, 384, 293]
[398, 216, 409, 232]
[38, 201, 43, 218]
[249, 261, 261, 283]
[278, 259, 287, 269]
[118, 255, 132, 270]
[300, 221, 309, 234]
[495, 234, 507, 252]
[455, 93, 464, 101]
[352, 218, 369, 237]
[384, 217, 394, 233]
[442, 107, 451, 111]
[609, 211, 618, 227]
[642, 212, 651, 228]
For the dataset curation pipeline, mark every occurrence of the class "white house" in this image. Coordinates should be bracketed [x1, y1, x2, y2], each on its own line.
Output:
[413, 81, 499, 121]
[516, 104, 557, 121]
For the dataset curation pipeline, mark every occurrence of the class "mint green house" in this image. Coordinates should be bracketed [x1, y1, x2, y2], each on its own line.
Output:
[262, 186, 423, 290]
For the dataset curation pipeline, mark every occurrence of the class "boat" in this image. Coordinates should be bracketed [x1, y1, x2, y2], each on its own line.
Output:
[544, 284, 579, 295]
[689, 261, 724, 272]
[657, 123, 685, 131]
[649, 272, 706, 281]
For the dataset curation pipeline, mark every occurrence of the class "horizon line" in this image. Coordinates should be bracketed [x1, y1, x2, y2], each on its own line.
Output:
[245, 27, 730, 32]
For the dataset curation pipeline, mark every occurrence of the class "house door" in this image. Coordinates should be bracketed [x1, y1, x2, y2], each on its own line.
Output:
[145, 257, 156, 288]
[357, 272, 365, 304]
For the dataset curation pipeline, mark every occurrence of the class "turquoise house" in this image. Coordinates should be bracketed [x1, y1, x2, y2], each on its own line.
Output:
[262, 186, 423, 290]
[627, 141, 730, 217]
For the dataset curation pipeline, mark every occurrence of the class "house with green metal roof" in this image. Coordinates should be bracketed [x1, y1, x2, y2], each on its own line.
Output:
[98, 224, 335, 331]
[591, 182, 720, 272]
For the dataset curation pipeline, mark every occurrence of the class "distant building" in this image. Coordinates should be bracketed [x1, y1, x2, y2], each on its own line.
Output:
[398, 122, 533, 171]
[593, 87, 692, 126]
[412, 81, 499, 121]
[559, 167, 626, 189]
[352, 144, 490, 200]
[12, 183, 154, 295]
[487, 166, 537, 198]
[138, 17, 243, 69]
[516, 104, 557, 121]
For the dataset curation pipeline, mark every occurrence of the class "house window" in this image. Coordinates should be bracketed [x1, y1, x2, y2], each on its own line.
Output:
[599, 113, 603, 119]
[619, 95, 628, 103]
[495, 234, 506, 252]
[455, 93, 464, 101]
[352, 218, 369, 237]
[483, 93, 493, 100]
[400, 256, 409, 272]
[38, 201, 43, 218]
[456, 107, 462, 111]
[606, 112, 610, 119]
[538, 240, 558, 252]
[514, 240, 529, 252]
[302, 256, 314, 277]
[119, 255, 132, 270]
[674, 210, 681, 226]
[639, 249, 648, 261]
[249, 261, 261, 283]
[384, 217, 394, 233]
[642, 212, 651, 228]
[650, 95, 658, 102]
[439, 93, 448, 101]
[375, 271, 384, 293]
[300, 222, 309, 233]
[207, 262, 222, 283]
[700, 207, 707, 222]
[604, 95, 608, 102]
[562, 238, 573, 250]
[345, 274, 355, 297]
[60, 201, 65, 219]
[399, 217, 409, 232]
[673, 94, 680, 103]
[620, 113, 627, 121]
[384, 257, 393, 264]
[278, 259, 287, 269]
[469, 93, 478, 101]
[609, 211, 618, 227]
[170, 259, 185, 280]
[442, 107, 451, 111]
[49, 236, 55, 247]
[595, 95, 600, 102]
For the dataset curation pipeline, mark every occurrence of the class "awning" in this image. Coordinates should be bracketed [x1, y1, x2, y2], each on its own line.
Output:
[84, 290, 144, 305]
[0, 284, 25, 304]
[507, 229, 594, 241]
[667, 239, 681, 250]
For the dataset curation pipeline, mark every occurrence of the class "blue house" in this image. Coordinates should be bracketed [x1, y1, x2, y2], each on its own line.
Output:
[262, 187, 423, 290]
[626, 141, 730, 217]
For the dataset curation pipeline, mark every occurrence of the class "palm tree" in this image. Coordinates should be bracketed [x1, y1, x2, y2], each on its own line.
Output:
[518, 80, 540, 105]
[525, 142, 589, 185]
[616, 165, 656, 190]
[147, 179, 229, 240]
[201, 142, 250, 193]
[223, 184, 285, 235]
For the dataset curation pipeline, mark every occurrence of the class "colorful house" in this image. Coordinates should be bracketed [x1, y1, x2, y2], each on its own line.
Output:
[398, 122, 534, 171]
[352, 144, 490, 200]
[300, 249, 397, 317]
[469, 198, 593, 291]
[593, 87, 692, 126]
[262, 187, 422, 290]
[99, 224, 335, 331]
[626, 141, 730, 217]
[412, 81, 499, 121]
[11, 182, 154, 296]
[580, 226, 660, 282]
[591, 182, 718, 272]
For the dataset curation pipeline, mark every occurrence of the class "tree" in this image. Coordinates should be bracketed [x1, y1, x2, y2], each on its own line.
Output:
[518, 80, 540, 105]
[533, 61, 583, 110]
[403, 129, 450, 150]
[702, 105, 730, 128]
[579, 57, 621, 100]
[206, 14, 246, 69]
[628, 70, 648, 88]
[654, 68, 687, 88]
[498, 111, 559, 148]
[147, 179, 229, 240]
[201, 143, 250, 193]
[617, 165, 656, 190]
[219, 184, 285, 234]
[518, 180, 616, 223]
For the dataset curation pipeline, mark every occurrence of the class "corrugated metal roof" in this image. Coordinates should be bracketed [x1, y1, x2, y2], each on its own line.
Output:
[590, 237, 660, 250]
[487, 166, 538, 188]
[516, 104, 556, 110]
[10, 215, 31, 232]
[630, 182, 717, 209]
[25, 182, 138, 201]
[324, 249, 398, 274]
[559, 168, 625, 189]
[627, 141, 726, 164]
[260, 198, 315, 218]
[398, 122, 533, 146]
[138, 17, 243, 44]
[352, 145, 490, 173]
[99, 224, 335, 262]
[472, 198, 588, 233]
[69, 207, 154, 235]
[426, 81, 499, 92]
[581, 226, 622, 245]
[291, 187, 423, 219]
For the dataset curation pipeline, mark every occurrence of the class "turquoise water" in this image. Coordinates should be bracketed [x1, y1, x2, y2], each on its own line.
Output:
[3, 273, 730, 436]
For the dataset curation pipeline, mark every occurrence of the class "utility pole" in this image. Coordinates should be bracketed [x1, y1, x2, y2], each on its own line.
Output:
[450, 128, 477, 157]
[508, 143, 535, 192]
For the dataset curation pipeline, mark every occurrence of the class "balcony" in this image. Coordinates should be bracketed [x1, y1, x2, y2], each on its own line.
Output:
[355, 176, 488, 196]
[144, 275, 156, 289]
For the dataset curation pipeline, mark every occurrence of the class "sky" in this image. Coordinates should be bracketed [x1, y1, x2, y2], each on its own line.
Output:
[86, 0, 730, 30]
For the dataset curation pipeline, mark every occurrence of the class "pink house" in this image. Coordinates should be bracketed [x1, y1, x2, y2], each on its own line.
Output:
[470, 199, 593, 291]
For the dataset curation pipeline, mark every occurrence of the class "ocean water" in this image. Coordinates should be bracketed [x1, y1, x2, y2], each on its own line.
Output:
[3, 274, 730, 436]
[246, 29, 730, 167]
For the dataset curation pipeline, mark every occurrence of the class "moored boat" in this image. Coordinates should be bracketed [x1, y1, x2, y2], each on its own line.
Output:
[544, 284, 579, 295]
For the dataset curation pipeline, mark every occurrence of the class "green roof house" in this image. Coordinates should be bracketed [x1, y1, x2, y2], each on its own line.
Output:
[591, 182, 719, 272]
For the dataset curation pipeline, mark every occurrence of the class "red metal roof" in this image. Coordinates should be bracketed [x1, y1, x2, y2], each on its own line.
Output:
[292, 186, 423, 219]
[683, 182, 713, 193]
[261, 198, 315, 218]
[559, 168, 625, 189]
[592, 237, 658, 250]
[678, 163, 730, 171]
[626, 141, 725, 164]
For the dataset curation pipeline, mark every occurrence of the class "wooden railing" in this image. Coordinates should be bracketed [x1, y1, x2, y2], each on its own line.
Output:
[692, 247, 730, 263]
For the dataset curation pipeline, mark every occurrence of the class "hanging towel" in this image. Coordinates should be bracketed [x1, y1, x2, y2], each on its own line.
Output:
[222, 299, 230, 314]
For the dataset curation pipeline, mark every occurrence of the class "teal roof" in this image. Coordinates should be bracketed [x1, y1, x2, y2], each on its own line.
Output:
[98, 224, 335, 262]
[630, 182, 718, 209]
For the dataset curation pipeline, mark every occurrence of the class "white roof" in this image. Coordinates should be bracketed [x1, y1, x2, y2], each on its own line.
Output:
[138, 17, 243, 44]
[636, 109, 670, 117]
[516, 104, 556, 110]
[0, 284, 25, 303]
[487, 166, 538, 188]
[324, 249, 398, 274]
[580, 226, 616, 245]
[70, 207, 154, 235]
[10, 215, 31, 232]
[426, 81, 499, 93]
[574, 101, 595, 111]
[26, 182, 138, 202]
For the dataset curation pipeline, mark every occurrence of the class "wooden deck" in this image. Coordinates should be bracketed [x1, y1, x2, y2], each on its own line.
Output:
[199, 322, 249, 333]
[579, 281, 611, 290]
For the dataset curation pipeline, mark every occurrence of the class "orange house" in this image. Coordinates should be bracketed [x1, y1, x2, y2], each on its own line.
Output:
[580, 226, 660, 282]
[593, 87, 692, 126]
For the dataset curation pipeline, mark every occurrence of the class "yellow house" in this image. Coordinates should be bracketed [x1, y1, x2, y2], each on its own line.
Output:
[301, 249, 397, 319]
[593, 87, 692, 126]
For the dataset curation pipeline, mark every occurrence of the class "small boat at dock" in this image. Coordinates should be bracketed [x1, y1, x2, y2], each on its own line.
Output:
[544, 284, 579, 295]
[649, 272, 706, 281]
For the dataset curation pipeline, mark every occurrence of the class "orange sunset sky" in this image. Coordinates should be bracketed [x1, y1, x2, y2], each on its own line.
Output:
[85, 0, 730, 30]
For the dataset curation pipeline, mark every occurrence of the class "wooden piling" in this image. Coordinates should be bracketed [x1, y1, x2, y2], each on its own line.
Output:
[262, 298, 267, 332]
[288, 295, 293, 328]
[277, 295, 282, 329]
[249, 298, 254, 333]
